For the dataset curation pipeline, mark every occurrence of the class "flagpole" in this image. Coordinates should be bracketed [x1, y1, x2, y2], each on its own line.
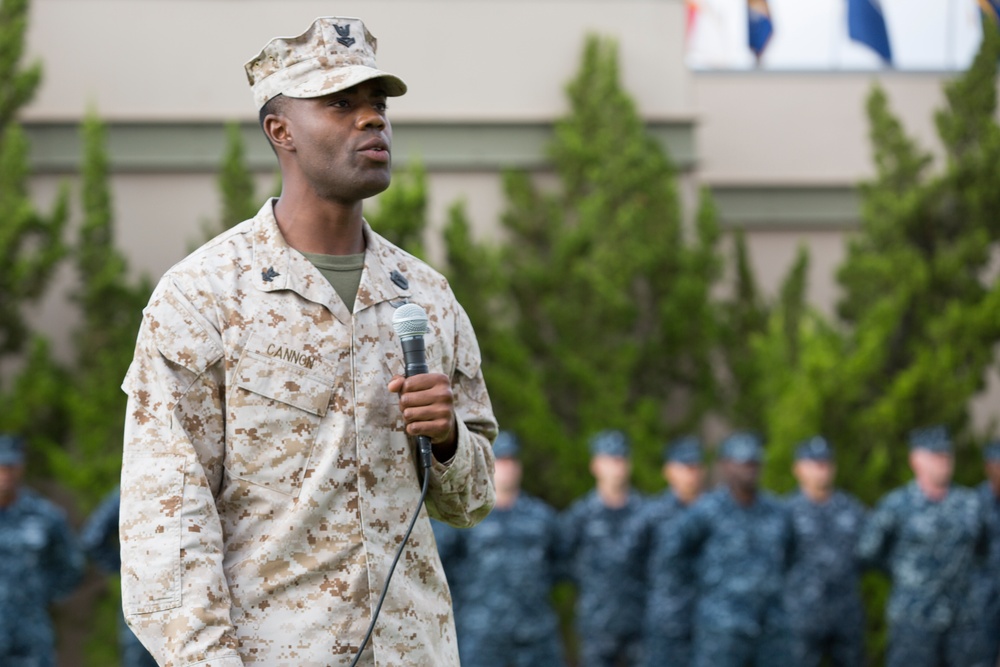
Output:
[947, 0, 956, 69]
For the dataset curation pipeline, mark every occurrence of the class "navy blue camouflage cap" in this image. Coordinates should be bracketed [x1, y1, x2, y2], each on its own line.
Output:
[908, 425, 952, 453]
[795, 436, 834, 462]
[0, 434, 26, 466]
[984, 440, 1000, 462]
[663, 435, 703, 464]
[719, 432, 764, 463]
[589, 429, 630, 458]
[493, 431, 520, 460]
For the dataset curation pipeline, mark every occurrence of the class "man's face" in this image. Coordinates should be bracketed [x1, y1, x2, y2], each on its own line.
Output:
[493, 458, 522, 495]
[664, 462, 704, 502]
[0, 463, 23, 502]
[793, 459, 836, 493]
[721, 459, 760, 493]
[590, 454, 631, 487]
[910, 449, 954, 487]
[275, 79, 393, 203]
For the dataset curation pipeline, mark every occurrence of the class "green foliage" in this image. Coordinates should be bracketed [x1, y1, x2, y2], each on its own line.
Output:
[52, 110, 152, 511]
[445, 35, 724, 506]
[0, 0, 68, 380]
[196, 122, 267, 245]
[367, 161, 429, 259]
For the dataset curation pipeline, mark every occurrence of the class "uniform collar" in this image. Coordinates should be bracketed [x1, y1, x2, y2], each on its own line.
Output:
[250, 199, 411, 323]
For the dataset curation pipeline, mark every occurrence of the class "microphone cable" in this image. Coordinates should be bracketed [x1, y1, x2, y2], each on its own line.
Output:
[348, 436, 434, 667]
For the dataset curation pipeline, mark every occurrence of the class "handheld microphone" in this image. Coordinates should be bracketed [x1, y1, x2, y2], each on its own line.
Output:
[392, 303, 433, 469]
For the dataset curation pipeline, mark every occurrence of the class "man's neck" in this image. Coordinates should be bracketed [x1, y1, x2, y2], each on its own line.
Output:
[495, 488, 519, 510]
[0, 491, 18, 510]
[597, 483, 630, 509]
[801, 485, 833, 504]
[273, 193, 366, 255]
[729, 485, 757, 507]
[916, 478, 949, 502]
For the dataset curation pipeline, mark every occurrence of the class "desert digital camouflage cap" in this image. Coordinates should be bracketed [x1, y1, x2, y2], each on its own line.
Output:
[795, 435, 834, 462]
[493, 431, 521, 460]
[908, 425, 952, 453]
[244, 17, 407, 109]
[589, 429, 630, 458]
[664, 435, 703, 464]
[0, 433, 26, 466]
[719, 432, 764, 463]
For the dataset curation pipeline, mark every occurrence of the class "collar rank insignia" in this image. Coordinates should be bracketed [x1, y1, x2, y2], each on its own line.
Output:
[262, 267, 280, 283]
[390, 269, 409, 290]
[334, 24, 355, 48]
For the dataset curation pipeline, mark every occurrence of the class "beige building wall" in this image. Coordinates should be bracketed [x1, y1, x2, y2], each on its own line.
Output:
[19, 0, 999, 427]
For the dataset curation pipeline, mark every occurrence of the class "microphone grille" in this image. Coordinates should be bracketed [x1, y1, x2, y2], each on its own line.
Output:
[392, 303, 429, 338]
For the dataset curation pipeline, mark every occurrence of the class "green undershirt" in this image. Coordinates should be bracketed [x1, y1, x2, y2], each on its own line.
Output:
[300, 251, 365, 313]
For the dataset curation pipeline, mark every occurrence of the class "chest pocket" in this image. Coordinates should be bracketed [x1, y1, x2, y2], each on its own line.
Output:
[228, 344, 335, 496]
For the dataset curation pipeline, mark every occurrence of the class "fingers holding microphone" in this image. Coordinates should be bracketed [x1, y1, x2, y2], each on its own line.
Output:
[389, 373, 457, 450]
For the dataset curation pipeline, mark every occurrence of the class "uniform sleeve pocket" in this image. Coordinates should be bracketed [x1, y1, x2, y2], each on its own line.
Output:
[121, 454, 185, 615]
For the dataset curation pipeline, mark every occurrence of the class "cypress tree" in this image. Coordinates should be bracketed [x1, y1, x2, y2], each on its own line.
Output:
[0, 0, 68, 384]
[445, 35, 724, 505]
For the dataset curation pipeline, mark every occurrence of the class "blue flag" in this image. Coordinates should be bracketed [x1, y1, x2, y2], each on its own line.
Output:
[848, 0, 892, 64]
[748, 0, 773, 58]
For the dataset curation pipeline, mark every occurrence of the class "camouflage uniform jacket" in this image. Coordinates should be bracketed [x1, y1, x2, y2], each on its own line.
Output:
[642, 491, 697, 638]
[560, 489, 647, 638]
[0, 489, 85, 662]
[857, 482, 988, 630]
[120, 200, 498, 667]
[661, 488, 793, 636]
[783, 490, 866, 635]
[441, 492, 563, 643]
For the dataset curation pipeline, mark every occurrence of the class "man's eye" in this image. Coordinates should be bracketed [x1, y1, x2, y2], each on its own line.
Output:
[376, 102, 388, 112]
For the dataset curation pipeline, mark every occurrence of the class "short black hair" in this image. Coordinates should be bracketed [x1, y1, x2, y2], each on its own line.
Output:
[258, 93, 288, 129]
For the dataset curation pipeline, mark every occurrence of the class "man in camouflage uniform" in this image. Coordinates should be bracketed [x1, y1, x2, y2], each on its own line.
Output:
[975, 441, 1000, 664]
[639, 436, 704, 667]
[80, 486, 157, 667]
[435, 431, 566, 667]
[858, 425, 991, 667]
[119, 17, 497, 667]
[659, 432, 793, 667]
[0, 434, 85, 667]
[784, 436, 867, 667]
[561, 429, 646, 667]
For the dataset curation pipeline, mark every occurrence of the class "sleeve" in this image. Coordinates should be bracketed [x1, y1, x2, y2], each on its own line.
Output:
[79, 487, 122, 573]
[119, 279, 245, 667]
[856, 496, 895, 573]
[424, 301, 497, 529]
[43, 508, 85, 603]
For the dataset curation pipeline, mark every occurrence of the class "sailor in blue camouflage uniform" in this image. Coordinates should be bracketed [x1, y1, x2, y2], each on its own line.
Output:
[784, 436, 867, 667]
[857, 425, 991, 667]
[561, 429, 646, 667]
[80, 486, 157, 667]
[975, 441, 1000, 664]
[639, 436, 705, 667]
[435, 431, 566, 667]
[659, 432, 793, 667]
[0, 434, 85, 667]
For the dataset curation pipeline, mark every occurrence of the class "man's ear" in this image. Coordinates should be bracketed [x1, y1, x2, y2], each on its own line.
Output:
[263, 112, 294, 152]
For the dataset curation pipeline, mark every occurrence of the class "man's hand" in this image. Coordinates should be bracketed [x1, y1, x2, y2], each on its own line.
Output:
[388, 373, 458, 462]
